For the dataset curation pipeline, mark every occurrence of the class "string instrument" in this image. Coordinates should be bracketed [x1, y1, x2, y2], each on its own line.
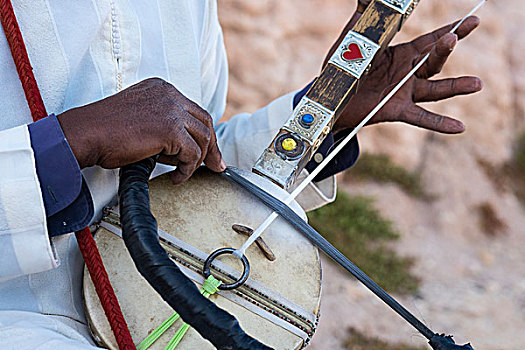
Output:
[85, 167, 320, 349]
[83, 1, 481, 349]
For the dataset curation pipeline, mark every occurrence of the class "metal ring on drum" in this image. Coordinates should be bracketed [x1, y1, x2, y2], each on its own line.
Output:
[203, 248, 250, 290]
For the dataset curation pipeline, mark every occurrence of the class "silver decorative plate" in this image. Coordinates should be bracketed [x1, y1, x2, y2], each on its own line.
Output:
[283, 98, 335, 145]
[379, 0, 415, 14]
[328, 31, 380, 79]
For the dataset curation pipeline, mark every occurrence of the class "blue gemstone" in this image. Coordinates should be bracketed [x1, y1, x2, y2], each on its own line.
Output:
[301, 113, 314, 126]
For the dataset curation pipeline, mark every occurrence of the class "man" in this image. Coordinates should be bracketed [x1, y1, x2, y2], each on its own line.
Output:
[0, 0, 481, 348]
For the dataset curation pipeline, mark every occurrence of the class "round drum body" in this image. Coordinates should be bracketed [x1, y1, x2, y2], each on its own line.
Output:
[83, 168, 321, 349]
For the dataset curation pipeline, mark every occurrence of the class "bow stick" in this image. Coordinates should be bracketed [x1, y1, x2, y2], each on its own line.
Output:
[235, 0, 486, 262]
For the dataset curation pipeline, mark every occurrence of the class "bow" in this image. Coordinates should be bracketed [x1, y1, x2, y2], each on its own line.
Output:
[227, 0, 487, 349]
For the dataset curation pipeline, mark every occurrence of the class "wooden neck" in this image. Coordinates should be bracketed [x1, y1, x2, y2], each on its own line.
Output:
[253, 0, 421, 189]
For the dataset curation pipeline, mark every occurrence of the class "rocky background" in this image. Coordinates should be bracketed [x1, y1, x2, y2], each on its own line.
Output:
[218, 1, 525, 349]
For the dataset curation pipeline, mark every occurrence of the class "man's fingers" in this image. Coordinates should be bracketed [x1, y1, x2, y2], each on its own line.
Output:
[417, 33, 457, 78]
[454, 15, 481, 40]
[203, 137, 226, 172]
[169, 133, 202, 184]
[165, 82, 217, 132]
[157, 154, 179, 166]
[183, 113, 225, 173]
[415, 76, 483, 102]
[180, 98, 214, 127]
[411, 16, 480, 53]
[179, 98, 225, 172]
[169, 88, 215, 135]
[185, 116, 212, 165]
[402, 105, 465, 134]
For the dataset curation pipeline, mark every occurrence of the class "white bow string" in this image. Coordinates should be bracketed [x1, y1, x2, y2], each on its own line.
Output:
[233, 0, 487, 259]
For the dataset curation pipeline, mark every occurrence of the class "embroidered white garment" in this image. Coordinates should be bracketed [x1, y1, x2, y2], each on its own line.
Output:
[0, 0, 335, 348]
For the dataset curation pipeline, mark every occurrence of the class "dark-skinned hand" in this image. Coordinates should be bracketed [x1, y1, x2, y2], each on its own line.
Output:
[325, 4, 482, 134]
[58, 78, 225, 184]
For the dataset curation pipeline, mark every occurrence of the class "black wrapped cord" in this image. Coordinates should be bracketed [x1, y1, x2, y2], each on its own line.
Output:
[118, 157, 272, 350]
[429, 334, 474, 350]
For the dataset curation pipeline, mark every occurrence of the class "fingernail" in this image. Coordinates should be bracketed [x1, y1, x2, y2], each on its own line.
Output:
[170, 174, 180, 185]
[441, 117, 465, 133]
[449, 34, 458, 49]
[475, 78, 483, 91]
[220, 159, 226, 171]
[451, 119, 465, 133]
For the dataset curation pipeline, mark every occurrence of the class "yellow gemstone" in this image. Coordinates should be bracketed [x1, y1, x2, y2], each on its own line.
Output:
[281, 138, 297, 151]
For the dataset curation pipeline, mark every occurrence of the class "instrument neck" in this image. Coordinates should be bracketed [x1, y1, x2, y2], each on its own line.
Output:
[252, 0, 421, 190]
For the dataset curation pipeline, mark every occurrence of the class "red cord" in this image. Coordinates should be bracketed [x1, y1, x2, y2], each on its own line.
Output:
[0, 0, 46, 121]
[0, 1, 135, 349]
[76, 228, 136, 350]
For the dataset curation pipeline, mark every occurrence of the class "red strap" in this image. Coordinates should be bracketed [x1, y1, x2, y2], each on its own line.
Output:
[0, 2, 135, 349]
[0, 0, 46, 121]
[76, 228, 136, 350]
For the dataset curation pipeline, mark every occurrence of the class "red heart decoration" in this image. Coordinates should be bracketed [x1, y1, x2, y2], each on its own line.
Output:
[342, 42, 364, 62]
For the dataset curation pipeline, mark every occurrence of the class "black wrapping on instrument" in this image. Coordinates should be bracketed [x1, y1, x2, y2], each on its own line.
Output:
[429, 334, 474, 350]
[118, 158, 272, 350]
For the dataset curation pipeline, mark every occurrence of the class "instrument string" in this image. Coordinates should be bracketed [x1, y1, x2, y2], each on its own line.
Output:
[234, 0, 487, 259]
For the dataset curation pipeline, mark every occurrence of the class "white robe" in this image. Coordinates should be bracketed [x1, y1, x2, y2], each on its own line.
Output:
[0, 1, 336, 348]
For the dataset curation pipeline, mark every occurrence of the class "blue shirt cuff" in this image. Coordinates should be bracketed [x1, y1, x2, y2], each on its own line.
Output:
[28, 114, 94, 236]
[294, 80, 360, 182]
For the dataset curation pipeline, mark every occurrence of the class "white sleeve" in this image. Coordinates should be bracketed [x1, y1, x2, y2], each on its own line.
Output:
[0, 125, 59, 281]
[200, 1, 336, 212]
